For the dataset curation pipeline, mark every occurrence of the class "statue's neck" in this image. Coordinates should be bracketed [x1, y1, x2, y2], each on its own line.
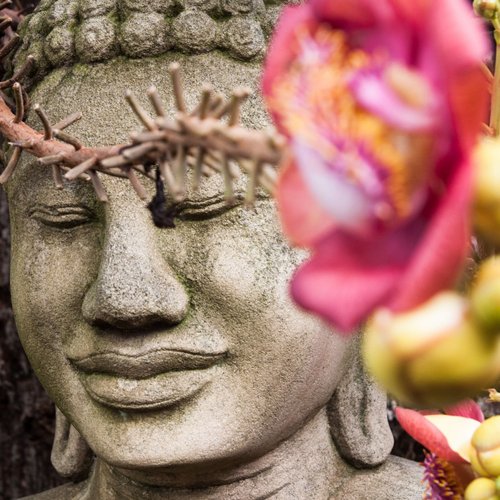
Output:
[82, 409, 348, 500]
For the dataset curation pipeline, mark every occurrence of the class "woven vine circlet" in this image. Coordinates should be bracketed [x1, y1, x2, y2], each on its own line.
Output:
[12, 0, 296, 87]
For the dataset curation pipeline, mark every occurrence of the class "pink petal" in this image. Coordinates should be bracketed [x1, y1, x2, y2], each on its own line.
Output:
[425, 0, 489, 75]
[262, 5, 316, 126]
[310, 0, 396, 27]
[290, 220, 424, 332]
[276, 159, 336, 248]
[349, 70, 438, 132]
[291, 258, 401, 333]
[395, 407, 467, 463]
[444, 400, 484, 423]
[420, 0, 489, 152]
[447, 67, 490, 154]
[292, 141, 374, 233]
[389, 160, 472, 312]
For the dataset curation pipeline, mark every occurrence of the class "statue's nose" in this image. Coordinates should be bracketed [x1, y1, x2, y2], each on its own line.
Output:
[82, 209, 189, 330]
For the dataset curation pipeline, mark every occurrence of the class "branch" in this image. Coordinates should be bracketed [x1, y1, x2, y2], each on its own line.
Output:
[0, 44, 285, 226]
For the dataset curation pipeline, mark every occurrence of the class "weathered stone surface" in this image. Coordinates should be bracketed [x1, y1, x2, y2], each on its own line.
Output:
[172, 10, 219, 53]
[121, 0, 177, 14]
[119, 13, 172, 58]
[223, 16, 265, 59]
[78, 0, 115, 18]
[26, 11, 50, 35]
[180, 0, 220, 13]
[44, 24, 75, 66]
[75, 17, 118, 63]
[261, 4, 282, 36]
[46, 0, 78, 27]
[221, 0, 258, 15]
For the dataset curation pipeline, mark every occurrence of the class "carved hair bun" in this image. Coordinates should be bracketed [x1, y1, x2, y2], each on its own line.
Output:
[12, 0, 297, 87]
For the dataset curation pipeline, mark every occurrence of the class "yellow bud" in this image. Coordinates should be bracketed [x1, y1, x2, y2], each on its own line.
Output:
[474, 138, 500, 247]
[470, 257, 500, 332]
[465, 477, 499, 500]
[474, 0, 499, 20]
[363, 292, 500, 407]
[471, 447, 494, 477]
[471, 417, 500, 477]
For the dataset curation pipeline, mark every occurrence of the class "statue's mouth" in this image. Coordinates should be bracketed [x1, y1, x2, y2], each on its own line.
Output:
[69, 349, 227, 412]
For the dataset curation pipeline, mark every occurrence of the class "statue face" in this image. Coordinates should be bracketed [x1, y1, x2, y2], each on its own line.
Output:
[7, 55, 351, 471]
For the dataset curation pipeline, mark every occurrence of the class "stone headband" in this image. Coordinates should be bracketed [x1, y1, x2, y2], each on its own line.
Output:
[13, 0, 295, 86]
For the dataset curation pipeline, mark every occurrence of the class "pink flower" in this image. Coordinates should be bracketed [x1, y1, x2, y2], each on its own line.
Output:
[263, 0, 489, 332]
[396, 400, 484, 496]
[395, 400, 484, 463]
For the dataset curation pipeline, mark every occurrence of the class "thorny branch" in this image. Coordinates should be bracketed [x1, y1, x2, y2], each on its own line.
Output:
[0, 1, 285, 226]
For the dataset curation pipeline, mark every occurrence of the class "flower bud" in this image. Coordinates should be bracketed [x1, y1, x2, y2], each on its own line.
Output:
[474, 0, 499, 20]
[363, 292, 500, 407]
[470, 257, 500, 332]
[474, 138, 500, 247]
[465, 477, 499, 500]
[471, 416, 500, 477]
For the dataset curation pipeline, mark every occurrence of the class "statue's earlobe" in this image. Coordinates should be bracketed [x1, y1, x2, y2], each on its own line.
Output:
[327, 337, 394, 468]
[51, 407, 93, 481]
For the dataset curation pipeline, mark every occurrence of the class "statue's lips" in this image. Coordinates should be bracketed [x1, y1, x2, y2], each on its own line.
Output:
[70, 350, 226, 411]
[70, 349, 227, 378]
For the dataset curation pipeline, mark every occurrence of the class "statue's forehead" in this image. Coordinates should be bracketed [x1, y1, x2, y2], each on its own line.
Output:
[14, 0, 300, 89]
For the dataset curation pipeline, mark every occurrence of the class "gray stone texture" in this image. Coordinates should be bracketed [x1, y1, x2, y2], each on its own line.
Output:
[222, 16, 265, 59]
[121, 0, 177, 14]
[45, 0, 78, 27]
[119, 13, 172, 58]
[78, 0, 116, 18]
[44, 24, 75, 66]
[75, 17, 118, 63]
[172, 10, 219, 53]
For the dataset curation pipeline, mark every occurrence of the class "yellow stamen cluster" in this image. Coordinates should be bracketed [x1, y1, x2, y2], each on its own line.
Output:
[268, 26, 435, 223]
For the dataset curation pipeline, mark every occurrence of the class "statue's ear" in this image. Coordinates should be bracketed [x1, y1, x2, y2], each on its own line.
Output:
[327, 336, 394, 468]
[51, 407, 93, 481]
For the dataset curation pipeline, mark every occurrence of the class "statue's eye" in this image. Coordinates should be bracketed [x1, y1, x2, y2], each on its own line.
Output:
[175, 195, 242, 221]
[29, 204, 96, 230]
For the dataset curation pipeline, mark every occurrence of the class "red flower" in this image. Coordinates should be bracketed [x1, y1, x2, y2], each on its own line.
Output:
[263, 0, 489, 332]
[396, 400, 484, 496]
[395, 400, 484, 463]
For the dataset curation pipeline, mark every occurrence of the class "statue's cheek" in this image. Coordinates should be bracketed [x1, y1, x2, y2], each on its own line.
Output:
[10, 219, 102, 347]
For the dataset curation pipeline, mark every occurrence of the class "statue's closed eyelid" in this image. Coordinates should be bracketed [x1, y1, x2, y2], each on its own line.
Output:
[176, 196, 241, 221]
[28, 203, 97, 229]
[175, 193, 271, 222]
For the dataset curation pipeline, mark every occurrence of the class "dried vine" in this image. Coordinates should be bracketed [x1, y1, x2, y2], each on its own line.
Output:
[0, 1, 284, 226]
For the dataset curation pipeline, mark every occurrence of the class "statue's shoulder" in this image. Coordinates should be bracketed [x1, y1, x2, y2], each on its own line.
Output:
[20, 481, 88, 500]
[330, 455, 425, 500]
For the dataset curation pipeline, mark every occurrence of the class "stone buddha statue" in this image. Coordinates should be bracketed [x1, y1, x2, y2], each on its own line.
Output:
[6, 0, 425, 498]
